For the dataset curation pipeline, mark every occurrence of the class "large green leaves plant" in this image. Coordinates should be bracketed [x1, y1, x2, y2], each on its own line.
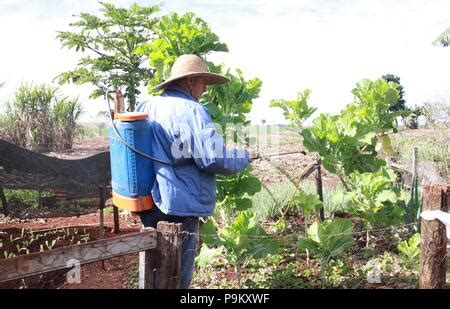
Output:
[201, 65, 262, 221]
[332, 167, 405, 230]
[289, 191, 323, 235]
[301, 79, 406, 183]
[136, 12, 228, 92]
[297, 218, 354, 266]
[201, 211, 278, 288]
[269, 89, 317, 131]
[202, 65, 262, 131]
[298, 218, 354, 283]
[397, 233, 421, 270]
[215, 167, 261, 224]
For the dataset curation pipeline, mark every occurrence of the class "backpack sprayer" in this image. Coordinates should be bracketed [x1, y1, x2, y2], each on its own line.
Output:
[105, 90, 173, 213]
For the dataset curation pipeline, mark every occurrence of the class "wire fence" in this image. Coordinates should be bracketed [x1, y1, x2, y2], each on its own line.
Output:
[0, 222, 184, 289]
[0, 215, 447, 289]
[189, 220, 448, 289]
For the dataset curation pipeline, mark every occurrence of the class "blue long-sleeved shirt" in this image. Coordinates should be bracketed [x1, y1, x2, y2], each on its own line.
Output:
[135, 86, 250, 217]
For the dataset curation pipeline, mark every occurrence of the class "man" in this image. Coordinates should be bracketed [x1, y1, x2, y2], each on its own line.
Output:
[136, 54, 252, 288]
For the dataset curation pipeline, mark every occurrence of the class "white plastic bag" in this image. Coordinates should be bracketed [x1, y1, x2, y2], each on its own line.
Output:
[420, 210, 450, 239]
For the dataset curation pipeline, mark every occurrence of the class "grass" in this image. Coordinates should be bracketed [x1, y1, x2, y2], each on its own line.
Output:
[74, 125, 109, 140]
[391, 134, 449, 181]
[250, 181, 293, 221]
[4, 189, 53, 209]
[250, 180, 341, 222]
[2, 189, 99, 217]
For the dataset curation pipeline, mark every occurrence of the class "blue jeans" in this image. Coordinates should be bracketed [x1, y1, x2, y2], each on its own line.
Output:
[139, 207, 199, 289]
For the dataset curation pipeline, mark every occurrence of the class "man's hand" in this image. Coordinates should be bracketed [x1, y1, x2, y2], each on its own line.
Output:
[248, 150, 261, 162]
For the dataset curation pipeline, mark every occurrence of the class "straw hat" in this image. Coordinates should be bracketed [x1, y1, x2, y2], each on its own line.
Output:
[151, 54, 230, 91]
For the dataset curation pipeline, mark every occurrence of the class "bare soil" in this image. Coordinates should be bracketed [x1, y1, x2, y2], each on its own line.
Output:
[0, 211, 141, 289]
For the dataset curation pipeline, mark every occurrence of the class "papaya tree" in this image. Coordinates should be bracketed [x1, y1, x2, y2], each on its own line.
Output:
[56, 2, 160, 111]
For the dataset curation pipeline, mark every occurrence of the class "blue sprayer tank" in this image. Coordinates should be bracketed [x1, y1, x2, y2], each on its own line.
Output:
[109, 112, 155, 212]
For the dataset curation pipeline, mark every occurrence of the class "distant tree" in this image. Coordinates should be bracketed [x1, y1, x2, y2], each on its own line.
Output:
[382, 74, 406, 113]
[420, 100, 450, 128]
[56, 2, 160, 111]
[404, 105, 422, 129]
[433, 26, 450, 47]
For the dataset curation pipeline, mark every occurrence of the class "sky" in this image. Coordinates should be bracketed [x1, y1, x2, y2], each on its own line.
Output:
[0, 0, 449, 124]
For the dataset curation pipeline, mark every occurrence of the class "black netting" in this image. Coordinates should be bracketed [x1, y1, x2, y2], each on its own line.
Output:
[0, 139, 111, 218]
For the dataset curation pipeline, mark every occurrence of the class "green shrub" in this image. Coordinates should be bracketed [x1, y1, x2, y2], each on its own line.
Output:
[297, 218, 354, 265]
[397, 233, 421, 270]
[0, 83, 82, 152]
[251, 180, 340, 222]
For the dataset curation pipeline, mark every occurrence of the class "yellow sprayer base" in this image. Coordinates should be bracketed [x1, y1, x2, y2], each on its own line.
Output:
[112, 192, 154, 212]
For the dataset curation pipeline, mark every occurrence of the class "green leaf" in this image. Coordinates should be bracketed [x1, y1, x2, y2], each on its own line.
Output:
[200, 219, 220, 247]
[235, 198, 252, 211]
[238, 176, 261, 196]
[306, 221, 320, 243]
[270, 89, 316, 128]
[376, 190, 398, 203]
[358, 132, 376, 144]
[332, 189, 354, 210]
[217, 211, 278, 261]
[397, 233, 421, 268]
[293, 192, 323, 215]
[298, 219, 354, 262]
[381, 135, 393, 155]
[195, 244, 222, 267]
[204, 102, 221, 118]
[297, 237, 320, 254]
[275, 218, 286, 233]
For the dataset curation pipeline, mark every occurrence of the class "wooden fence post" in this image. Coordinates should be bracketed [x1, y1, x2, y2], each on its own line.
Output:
[0, 184, 8, 216]
[139, 227, 160, 289]
[156, 221, 182, 289]
[98, 186, 106, 270]
[315, 159, 325, 221]
[412, 147, 418, 185]
[98, 186, 105, 239]
[419, 184, 449, 289]
[139, 250, 153, 289]
[113, 205, 120, 234]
